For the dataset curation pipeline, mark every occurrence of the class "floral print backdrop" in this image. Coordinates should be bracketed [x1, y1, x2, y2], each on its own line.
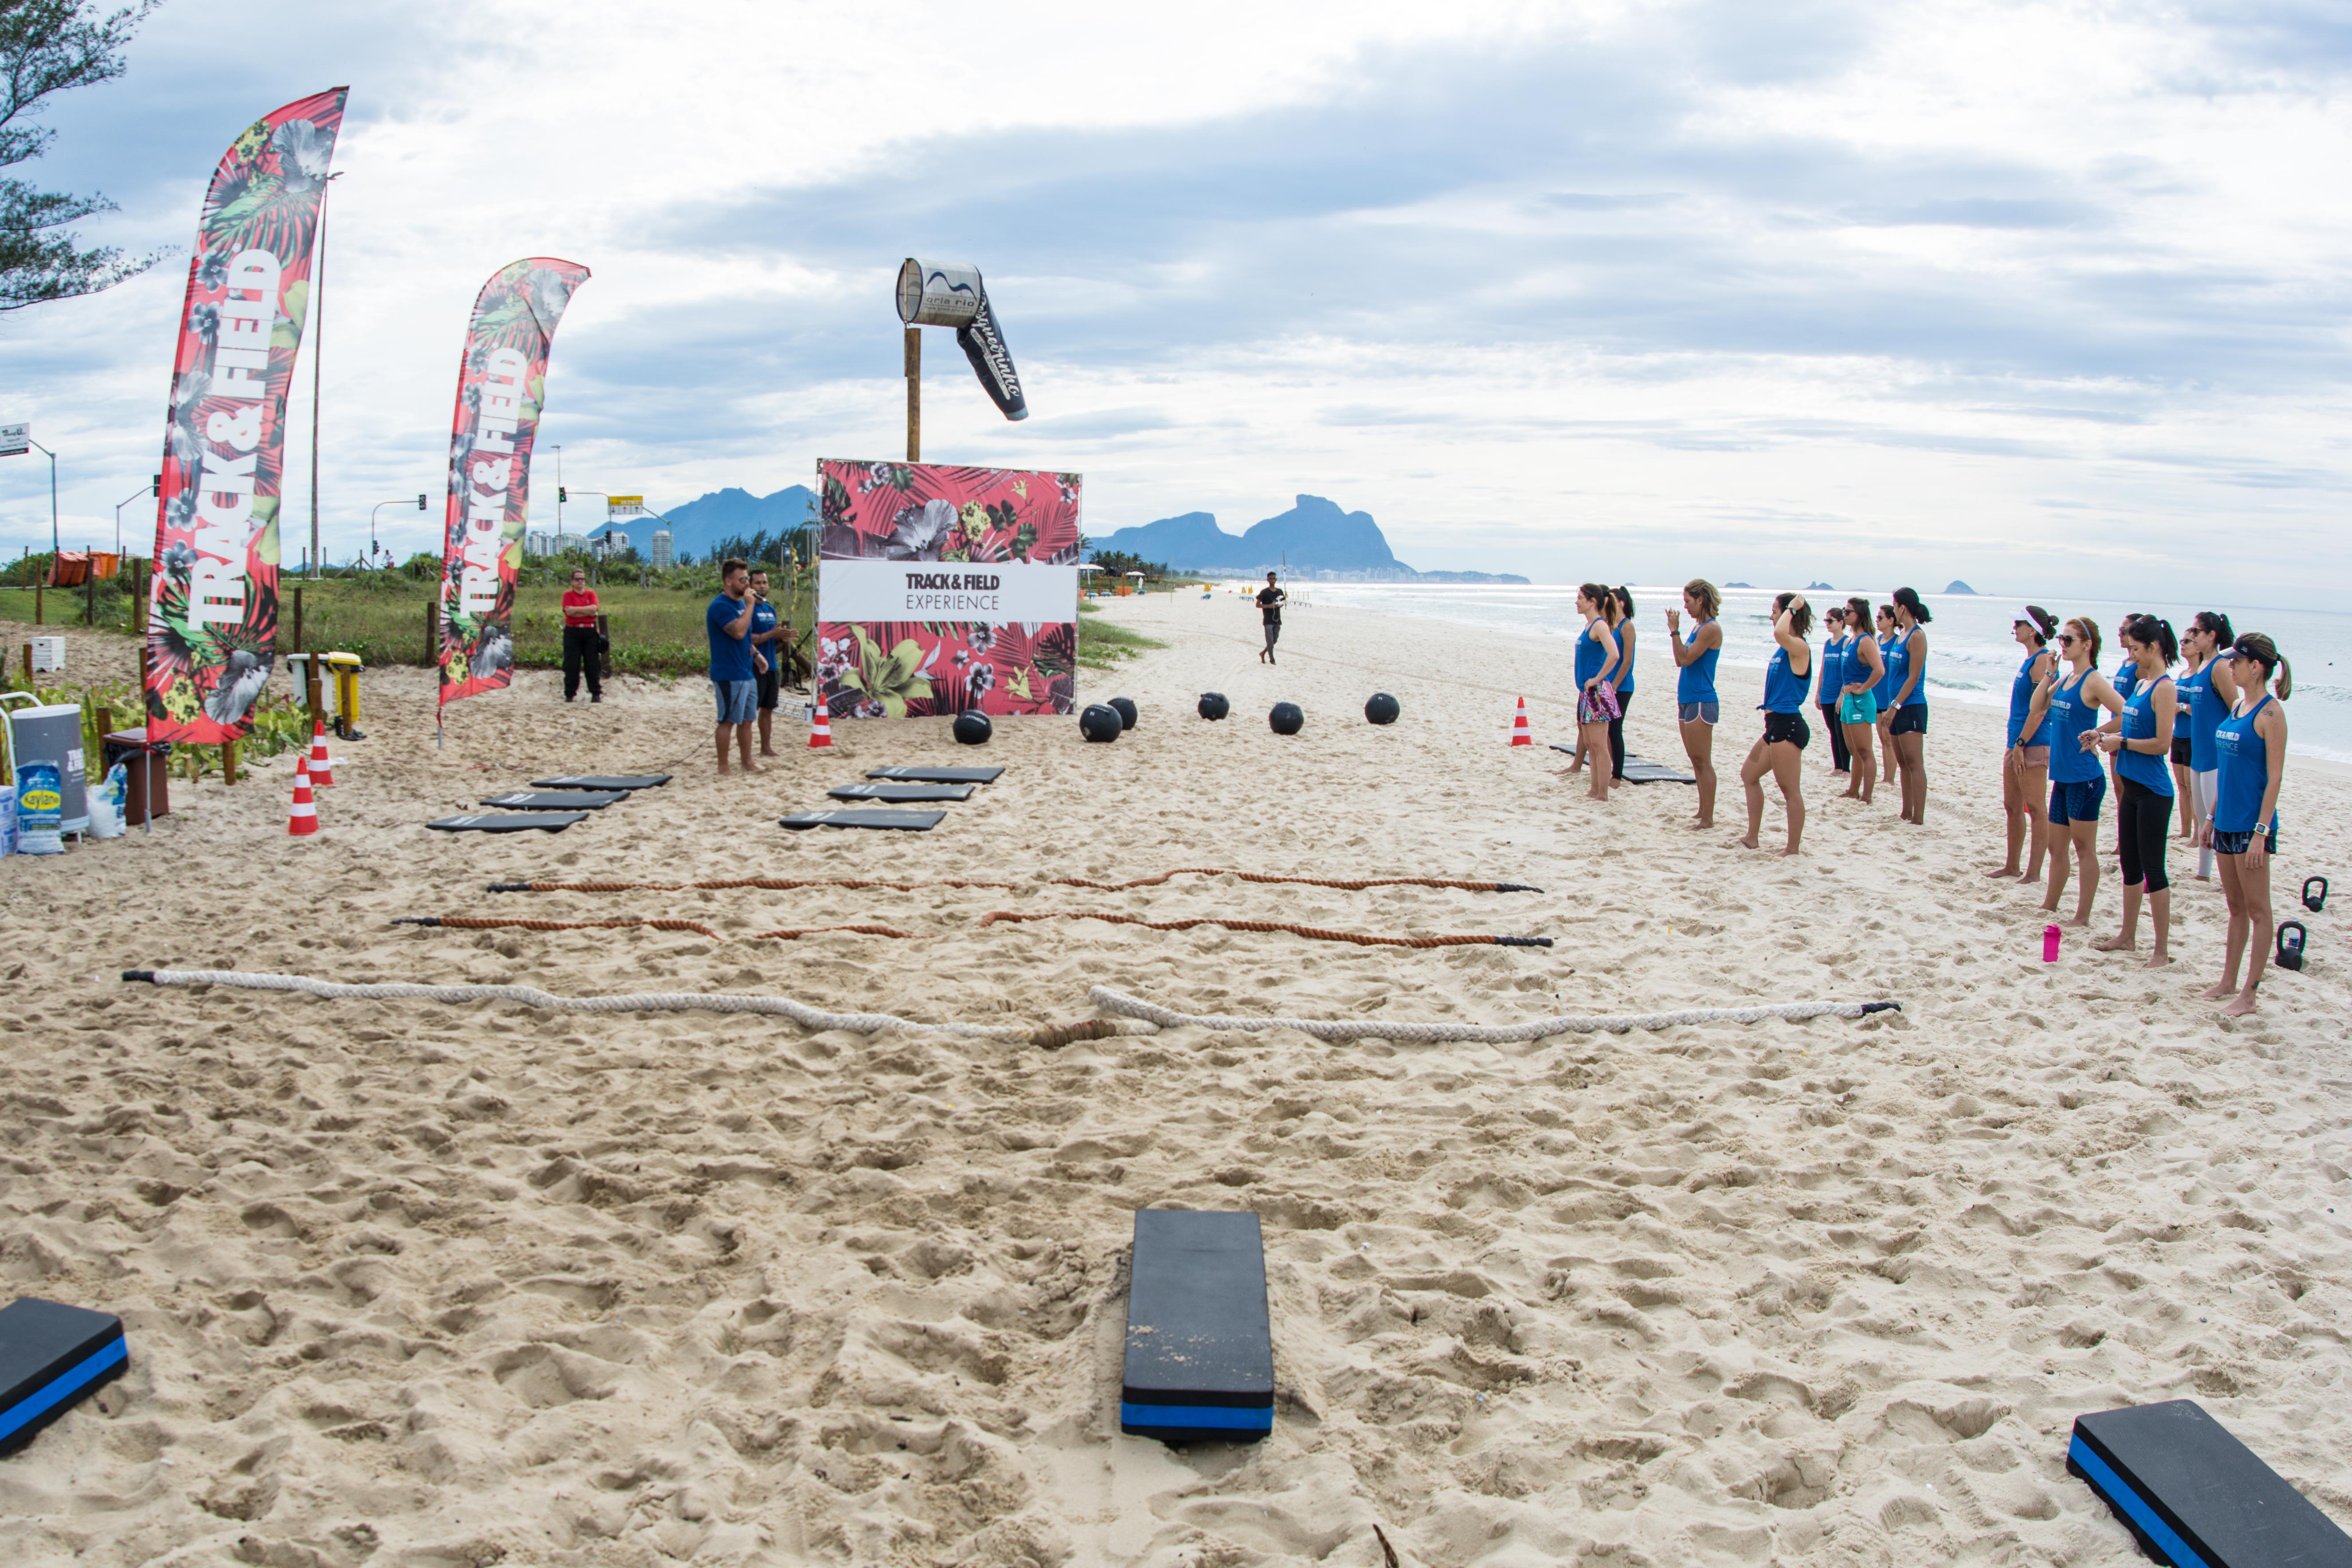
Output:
[815, 461, 1082, 718]
[144, 88, 346, 742]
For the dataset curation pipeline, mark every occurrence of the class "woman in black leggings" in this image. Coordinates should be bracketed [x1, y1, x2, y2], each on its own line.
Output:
[2092, 614, 2180, 966]
[1606, 587, 1638, 779]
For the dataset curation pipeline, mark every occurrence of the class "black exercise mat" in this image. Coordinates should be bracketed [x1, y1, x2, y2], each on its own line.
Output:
[2069, 1399, 2352, 1567]
[528, 774, 672, 790]
[429, 813, 589, 833]
[826, 783, 975, 803]
[481, 790, 630, 810]
[1548, 744, 1695, 783]
[780, 809, 946, 831]
[864, 766, 1004, 784]
[1121, 1210, 1274, 1444]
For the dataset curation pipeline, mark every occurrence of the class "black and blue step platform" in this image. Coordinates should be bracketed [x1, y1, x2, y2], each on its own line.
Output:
[780, 809, 945, 831]
[0, 1298, 127, 1453]
[1121, 1209, 1274, 1444]
[481, 790, 630, 810]
[865, 766, 1004, 785]
[2068, 1399, 2352, 1566]
[530, 774, 671, 790]
[428, 813, 589, 833]
[826, 782, 975, 804]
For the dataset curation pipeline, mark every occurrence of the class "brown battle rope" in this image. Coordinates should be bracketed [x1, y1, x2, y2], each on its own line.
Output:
[484, 868, 1543, 895]
[975, 911, 1551, 949]
[395, 916, 925, 941]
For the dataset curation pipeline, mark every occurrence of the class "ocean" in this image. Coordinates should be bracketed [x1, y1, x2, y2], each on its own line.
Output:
[1302, 584, 2352, 764]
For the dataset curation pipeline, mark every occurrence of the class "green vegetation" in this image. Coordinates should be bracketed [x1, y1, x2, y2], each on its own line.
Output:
[1075, 598, 1166, 670]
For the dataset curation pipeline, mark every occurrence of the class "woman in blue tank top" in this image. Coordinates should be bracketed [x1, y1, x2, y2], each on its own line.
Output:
[1560, 583, 1621, 803]
[1836, 595, 1884, 804]
[2090, 615, 2180, 967]
[1814, 608, 1851, 778]
[2203, 633, 2291, 1018]
[1887, 587, 1933, 825]
[2178, 610, 2239, 881]
[1667, 579, 1724, 828]
[1606, 587, 1638, 783]
[1871, 603, 1901, 791]
[1739, 592, 1813, 855]
[2026, 616, 2123, 929]
[1988, 606, 2058, 883]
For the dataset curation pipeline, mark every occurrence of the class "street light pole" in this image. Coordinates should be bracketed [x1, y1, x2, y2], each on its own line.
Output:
[309, 170, 343, 581]
[27, 439, 58, 555]
[370, 494, 426, 563]
[113, 481, 154, 554]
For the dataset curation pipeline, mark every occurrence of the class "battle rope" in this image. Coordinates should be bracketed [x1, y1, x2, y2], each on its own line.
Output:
[486, 869, 1543, 895]
[118, 969, 1136, 1045]
[1088, 986, 1898, 1041]
[394, 916, 925, 941]
[977, 911, 1551, 949]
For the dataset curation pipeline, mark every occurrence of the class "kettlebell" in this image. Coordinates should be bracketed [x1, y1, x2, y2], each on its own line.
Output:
[1108, 697, 1138, 731]
[2303, 876, 2328, 914]
[1078, 704, 1123, 743]
[2275, 920, 2308, 973]
[1198, 692, 1229, 721]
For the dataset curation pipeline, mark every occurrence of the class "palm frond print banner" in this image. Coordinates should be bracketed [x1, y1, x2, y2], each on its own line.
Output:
[144, 88, 347, 742]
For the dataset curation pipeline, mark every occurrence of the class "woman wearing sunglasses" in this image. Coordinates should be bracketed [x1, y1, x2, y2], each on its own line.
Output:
[2202, 634, 2290, 1018]
[2177, 612, 2239, 881]
[1986, 606, 2058, 882]
[2090, 614, 2181, 966]
[2021, 617, 2123, 928]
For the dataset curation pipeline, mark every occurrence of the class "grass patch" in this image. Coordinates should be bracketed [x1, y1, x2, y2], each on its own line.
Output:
[1077, 599, 1167, 671]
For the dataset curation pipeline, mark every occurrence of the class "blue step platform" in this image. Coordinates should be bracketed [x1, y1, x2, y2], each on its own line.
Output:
[0, 1298, 127, 1454]
[1121, 1209, 1274, 1444]
[2069, 1399, 2352, 1567]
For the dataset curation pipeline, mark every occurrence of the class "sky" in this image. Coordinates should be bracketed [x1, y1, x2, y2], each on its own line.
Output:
[1, 0, 2348, 601]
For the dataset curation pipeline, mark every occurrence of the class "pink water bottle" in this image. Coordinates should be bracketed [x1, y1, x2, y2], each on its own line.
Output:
[2043, 924, 2061, 962]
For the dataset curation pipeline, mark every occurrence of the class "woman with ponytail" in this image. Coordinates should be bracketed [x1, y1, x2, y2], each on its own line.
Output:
[1559, 583, 1621, 803]
[1836, 595, 1883, 803]
[2027, 617, 2124, 928]
[1739, 592, 1813, 855]
[1666, 579, 1724, 828]
[1815, 605, 1852, 778]
[2179, 611, 2239, 880]
[1987, 606, 2058, 882]
[1887, 586, 1933, 824]
[1872, 603, 1900, 791]
[1607, 587, 1638, 782]
[2091, 614, 2181, 966]
[2203, 633, 2291, 1017]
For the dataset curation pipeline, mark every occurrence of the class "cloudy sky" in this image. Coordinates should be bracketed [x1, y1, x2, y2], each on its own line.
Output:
[3, 0, 2348, 599]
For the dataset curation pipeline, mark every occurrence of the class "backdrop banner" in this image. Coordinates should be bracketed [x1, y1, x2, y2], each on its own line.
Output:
[437, 258, 591, 716]
[815, 461, 1081, 717]
[143, 87, 348, 742]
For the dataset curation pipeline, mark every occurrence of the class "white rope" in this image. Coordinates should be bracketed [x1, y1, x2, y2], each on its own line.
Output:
[1087, 986, 1895, 1042]
[125, 968, 1044, 1039]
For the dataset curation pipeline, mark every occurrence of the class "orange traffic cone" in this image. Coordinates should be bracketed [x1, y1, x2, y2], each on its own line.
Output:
[807, 698, 834, 749]
[307, 719, 335, 786]
[1509, 696, 1533, 747]
[287, 755, 318, 836]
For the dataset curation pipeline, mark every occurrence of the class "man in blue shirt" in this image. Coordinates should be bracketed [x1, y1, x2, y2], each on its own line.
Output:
[707, 557, 762, 773]
[748, 566, 785, 757]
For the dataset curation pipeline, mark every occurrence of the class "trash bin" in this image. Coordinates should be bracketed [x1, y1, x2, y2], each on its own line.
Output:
[3, 701, 87, 834]
[100, 728, 170, 828]
[323, 651, 364, 738]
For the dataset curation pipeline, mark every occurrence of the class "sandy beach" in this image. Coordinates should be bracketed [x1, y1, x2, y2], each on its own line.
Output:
[2, 594, 2348, 1567]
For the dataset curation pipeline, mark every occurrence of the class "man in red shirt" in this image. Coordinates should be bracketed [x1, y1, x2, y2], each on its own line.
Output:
[561, 566, 602, 702]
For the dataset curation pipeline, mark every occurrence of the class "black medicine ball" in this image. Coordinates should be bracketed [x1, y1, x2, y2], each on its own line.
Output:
[1269, 701, 1304, 735]
[1108, 696, 1137, 730]
[953, 711, 992, 745]
[1198, 692, 1229, 720]
[1364, 692, 1401, 725]
[1079, 704, 1124, 742]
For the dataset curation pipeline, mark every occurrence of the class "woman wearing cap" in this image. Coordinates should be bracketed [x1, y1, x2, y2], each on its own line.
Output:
[2178, 611, 2239, 880]
[2090, 614, 2181, 966]
[2025, 616, 2124, 928]
[1665, 580, 1724, 829]
[1986, 606, 2058, 881]
[2202, 633, 2290, 1017]
[1814, 606, 1852, 778]
[1837, 595, 1883, 803]
[1739, 592, 1812, 855]
[1887, 587, 1933, 824]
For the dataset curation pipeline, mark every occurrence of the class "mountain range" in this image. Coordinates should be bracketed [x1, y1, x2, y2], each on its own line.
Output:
[579, 485, 1526, 583]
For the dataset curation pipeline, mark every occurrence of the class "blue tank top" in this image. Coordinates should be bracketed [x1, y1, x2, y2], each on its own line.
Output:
[1892, 627, 1926, 710]
[2048, 670, 2103, 784]
[1872, 633, 1897, 702]
[2214, 696, 2275, 834]
[1762, 642, 1811, 713]
[2116, 673, 2174, 795]
[1816, 634, 1843, 703]
[2008, 649, 2054, 747]
[2181, 661, 2220, 771]
[1614, 622, 1635, 693]
[2113, 659, 2137, 705]
[1574, 618, 1609, 687]
[1677, 622, 1718, 704]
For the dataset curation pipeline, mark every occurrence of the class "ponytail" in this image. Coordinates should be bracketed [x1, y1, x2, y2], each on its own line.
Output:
[2069, 617, 2103, 668]
[1892, 586, 1933, 624]
[1578, 582, 1613, 616]
[2229, 633, 2289, 700]
[2121, 613, 2178, 665]
[1614, 586, 1636, 621]
[1845, 595, 1871, 630]
[1773, 591, 1814, 639]
[1684, 578, 1722, 619]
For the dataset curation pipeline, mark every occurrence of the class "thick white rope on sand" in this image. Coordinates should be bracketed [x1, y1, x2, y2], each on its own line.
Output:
[122, 968, 1068, 1040]
[1088, 986, 1896, 1042]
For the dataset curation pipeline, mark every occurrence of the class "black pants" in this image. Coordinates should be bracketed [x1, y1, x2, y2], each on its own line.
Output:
[1607, 692, 1632, 778]
[2116, 777, 2170, 891]
[563, 625, 601, 699]
[1819, 702, 1850, 770]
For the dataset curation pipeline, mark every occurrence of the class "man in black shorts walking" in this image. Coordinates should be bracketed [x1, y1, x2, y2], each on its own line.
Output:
[1256, 571, 1286, 664]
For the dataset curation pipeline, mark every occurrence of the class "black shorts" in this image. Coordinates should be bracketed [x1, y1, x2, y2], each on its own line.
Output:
[756, 666, 780, 711]
[1763, 710, 1810, 750]
[2170, 735, 2192, 766]
[2212, 823, 2279, 856]
[1891, 705, 1928, 737]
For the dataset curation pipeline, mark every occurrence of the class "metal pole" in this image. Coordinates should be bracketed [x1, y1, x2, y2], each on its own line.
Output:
[26, 440, 58, 556]
[904, 327, 921, 463]
[310, 173, 340, 581]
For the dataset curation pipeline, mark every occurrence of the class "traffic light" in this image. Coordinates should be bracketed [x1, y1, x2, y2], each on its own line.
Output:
[150, 474, 160, 496]
[558, 486, 568, 503]
[416, 493, 426, 509]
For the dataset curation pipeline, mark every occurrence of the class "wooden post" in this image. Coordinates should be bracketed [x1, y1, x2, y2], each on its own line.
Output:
[292, 584, 304, 654]
[221, 738, 237, 786]
[597, 611, 611, 682]
[425, 598, 439, 668]
[904, 326, 921, 463]
[86, 568, 95, 626]
[20, 642, 28, 681]
[33, 583, 41, 624]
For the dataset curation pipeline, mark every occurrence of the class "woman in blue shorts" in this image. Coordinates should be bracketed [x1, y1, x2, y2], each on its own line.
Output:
[1739, 592, 1813, 856]
[2201, 633, 2290, 1018]
[1665, 579, 1723, 829]
[1837, 596, 1883, 804]
[2027, 616, 2123, 927]
[1887, 586, 1933, 824]
[1986, 606, 2058, 883]
[1559, 583, 1621, 803]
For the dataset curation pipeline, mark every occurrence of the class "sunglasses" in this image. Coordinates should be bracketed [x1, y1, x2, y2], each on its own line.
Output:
[2058, 633, 2079, 645]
